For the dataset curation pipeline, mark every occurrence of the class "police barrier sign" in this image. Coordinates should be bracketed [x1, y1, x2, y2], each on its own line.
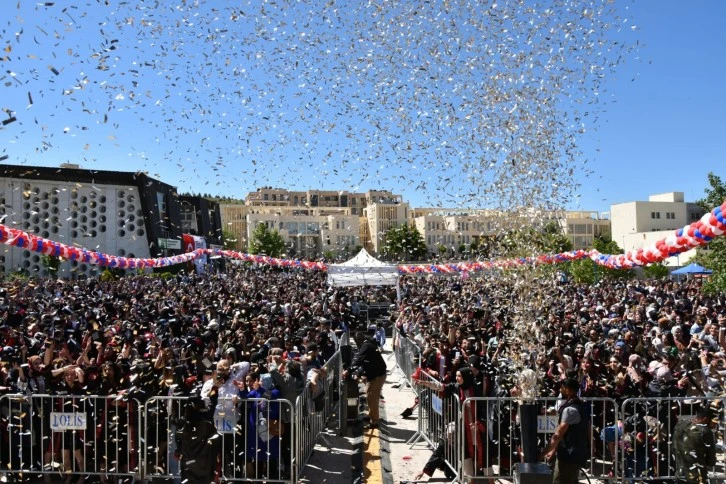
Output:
[50, 412, 87, 431]
[214, 408, 237, 434]
[537, 415, 558, 434]
[431, 394, 443, 416]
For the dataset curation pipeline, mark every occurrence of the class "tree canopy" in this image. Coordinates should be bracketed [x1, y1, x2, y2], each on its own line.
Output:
[382, 224, 427, 261]
[248, 223, 286, 258]
[692, 172, 726, 294]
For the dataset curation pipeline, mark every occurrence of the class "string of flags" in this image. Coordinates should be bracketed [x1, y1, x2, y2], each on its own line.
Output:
[0, 200, 724, 275]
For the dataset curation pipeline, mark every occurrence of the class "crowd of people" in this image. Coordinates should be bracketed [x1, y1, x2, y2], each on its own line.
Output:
[0, 267, 385, 482]
[394, 273, 725, 483]
[0, 262, 723, 483]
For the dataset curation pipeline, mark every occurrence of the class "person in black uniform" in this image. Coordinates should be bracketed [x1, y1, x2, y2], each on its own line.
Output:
[343, 330, 387, 429]
[673, 404, 716, 484]
[541, 377, 589, 484]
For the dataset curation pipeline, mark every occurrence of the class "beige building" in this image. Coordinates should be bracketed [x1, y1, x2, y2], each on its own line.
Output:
[611, 192, 706, 266]
[246, 207, 360, 259]
[219, 204, 248, 250]
[224, 188, 405, 259]
[223, 187, 612, 260]
[409, 208, 502, 255]
[363, 200, 410, 254]
[554, 211, 612, 250]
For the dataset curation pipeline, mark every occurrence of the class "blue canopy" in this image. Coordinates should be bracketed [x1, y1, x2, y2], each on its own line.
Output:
[671, 263, 713, 275]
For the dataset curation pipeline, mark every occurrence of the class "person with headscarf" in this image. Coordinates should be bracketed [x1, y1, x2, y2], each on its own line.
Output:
[415, 366, 487, 482]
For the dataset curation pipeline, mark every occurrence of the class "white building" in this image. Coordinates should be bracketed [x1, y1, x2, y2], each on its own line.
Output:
[0, 164, 183, 278]
[611, 192, 706, 266]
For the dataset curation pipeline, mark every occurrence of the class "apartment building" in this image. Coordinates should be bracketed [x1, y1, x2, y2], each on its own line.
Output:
[409, 208, 502, 254]
[554, 211, 612, 250]
[225, 188, 404, 258]
[0, 164, 186, 277]
[611, 192, 706, 266]
[246, 207, 360, 259]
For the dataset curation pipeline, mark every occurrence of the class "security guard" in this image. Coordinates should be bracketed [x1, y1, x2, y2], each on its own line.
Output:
[673, 404, 716, 483]
[542, 377, 590, 484]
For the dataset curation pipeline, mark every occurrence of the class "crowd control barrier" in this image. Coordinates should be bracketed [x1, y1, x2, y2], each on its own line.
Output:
[391, 333, 422, 392]
[459, 396, 619, 482]
[294, 349, 343, 475]
[409, 370, 462, 481]
[142, 394, 295, 482]
[620, 396, 726, 482]
[0, 393, 140, 480]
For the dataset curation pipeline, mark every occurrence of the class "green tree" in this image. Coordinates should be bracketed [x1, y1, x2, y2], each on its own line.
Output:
[382, 224, 427, 261]
[41, 254, 61, 278]
[494, 222, 573, 259]
[693, 172, 726, 294]
[642, 262, 670, 280]
[566, 236, 634, 283]
[437, 244, 448, 257]
[322, 249, 335, 261]
[248, 223, 285, 257]
[222, 229, 239, 251]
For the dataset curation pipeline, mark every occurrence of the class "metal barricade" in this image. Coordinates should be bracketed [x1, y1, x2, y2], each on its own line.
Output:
[0, 393, 140, 480]
[392, 334, 422, 392]
[143, 395, 294, 483]
[620, 396, 726, 482]
[295, 350, 343, 474]
[459, 397, 619, 482]
[409, 370, 462, 481]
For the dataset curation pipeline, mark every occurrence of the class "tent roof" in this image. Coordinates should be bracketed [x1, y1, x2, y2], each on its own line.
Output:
[671, 263, 713, 275]
[332, 248, 393, 268]
[327, 249, 399, 286]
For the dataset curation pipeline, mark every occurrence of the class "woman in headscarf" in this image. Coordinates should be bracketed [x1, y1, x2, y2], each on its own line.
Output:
[415, 366, 489, 483]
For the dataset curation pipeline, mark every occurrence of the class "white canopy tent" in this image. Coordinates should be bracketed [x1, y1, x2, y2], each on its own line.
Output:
[327, 249, 400, 287]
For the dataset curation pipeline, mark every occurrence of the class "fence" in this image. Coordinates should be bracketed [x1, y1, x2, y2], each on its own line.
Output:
[142, 394, 295, 482]
[620, 396, 726, 482]
[294, 349, 343, 475]
[0, 393, 140, 480]
[391, 333, 422, 391]
[459, 396, 619, 482]
[389, 331, 726, 484]
[0, 349, 347, 483]
[408, 370, 462, 481]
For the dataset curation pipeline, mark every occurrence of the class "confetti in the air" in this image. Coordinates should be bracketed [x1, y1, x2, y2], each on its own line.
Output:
[0, 0, 637, 211]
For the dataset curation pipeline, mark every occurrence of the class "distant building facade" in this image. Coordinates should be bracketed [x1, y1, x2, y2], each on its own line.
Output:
[178, 195, 223, 247]
[224, 187, 614, 260]
[611, 192, 706, 266]
[0, 164, 184, 277]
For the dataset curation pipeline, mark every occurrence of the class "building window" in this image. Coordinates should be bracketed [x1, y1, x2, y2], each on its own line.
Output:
[651, 211, 660, 219]
[263, 194, 269, 201]
[351, 208, 357, 215]
[294, 196, 299, 204]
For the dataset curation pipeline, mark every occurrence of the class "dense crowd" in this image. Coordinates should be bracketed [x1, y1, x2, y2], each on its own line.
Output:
[394, 273, 726, 482]
[0, 267, 391, 482]
[0, 264, 724, 482]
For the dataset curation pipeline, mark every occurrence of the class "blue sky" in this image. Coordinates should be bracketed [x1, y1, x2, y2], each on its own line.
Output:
[575, 1, 726, 212]
[0, 0, 724, 213]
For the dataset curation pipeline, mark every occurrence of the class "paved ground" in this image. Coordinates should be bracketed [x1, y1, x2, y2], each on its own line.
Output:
[299, 343, 434, 484]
